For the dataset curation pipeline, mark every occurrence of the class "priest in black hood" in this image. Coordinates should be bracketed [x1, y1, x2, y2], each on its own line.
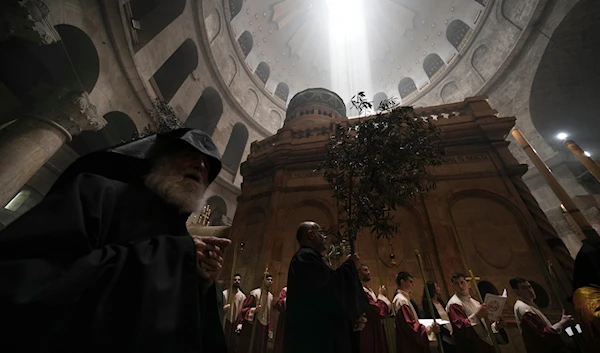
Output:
[0, 128, 231, 353]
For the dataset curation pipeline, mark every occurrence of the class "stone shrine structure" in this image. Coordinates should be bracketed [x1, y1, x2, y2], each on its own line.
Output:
[223, 88, 575, 353]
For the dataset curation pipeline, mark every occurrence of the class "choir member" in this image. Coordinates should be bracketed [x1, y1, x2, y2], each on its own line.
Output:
[358, 264, 391, 353]
[236, 274, 274, 353]
[510, 277, 573, 353]
[223, 274, 247, 351]
[392, 271, 439, 353]
[422, 281, 456, 353]
[446, 273, 504, 353]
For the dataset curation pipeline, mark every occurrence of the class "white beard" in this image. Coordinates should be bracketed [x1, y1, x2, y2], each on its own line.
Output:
[144, 159, 207, 213]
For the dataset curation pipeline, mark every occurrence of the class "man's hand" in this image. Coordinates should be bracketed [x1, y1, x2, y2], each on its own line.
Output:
[429, 321, 441, 334]
[558, 310, 574, 328]
[235, 324, 242, 334]
[268, 330, 274, 340]
[191, 235, 231, 280]
[378, 285, 387, 297]
[353, 315, 367, 331]
[475, 303, 489, 319]
[223, 304, 231, 311]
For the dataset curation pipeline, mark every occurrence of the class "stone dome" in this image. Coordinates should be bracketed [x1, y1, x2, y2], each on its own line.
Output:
[283, 88, 347, 127]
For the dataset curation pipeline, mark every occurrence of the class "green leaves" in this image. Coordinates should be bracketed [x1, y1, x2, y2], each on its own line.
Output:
[319, 93, 445, 260]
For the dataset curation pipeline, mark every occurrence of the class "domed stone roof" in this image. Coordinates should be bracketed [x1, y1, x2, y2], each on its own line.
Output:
[284, 88, 346, 126]
[227, 0, 488, 105]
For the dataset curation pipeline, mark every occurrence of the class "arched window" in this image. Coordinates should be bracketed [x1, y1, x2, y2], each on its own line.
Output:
[69, 111, 138, 155]
[128, 0, 186, 51]
[237, 31, 253, 59]
[423, 53, 445, 79]
[206, 195, 228, 226]
[222, 123, 249, 174]
[398, 78, 417, 99]
[275, 82, 289, 102]
[185, 87, 223, 136]
[373, 92, 388, 111]
[255, 62, 270, 85]
[152, 38, 198, 102]
[229, 0, 243, 18]
[447, 20, 472, 51]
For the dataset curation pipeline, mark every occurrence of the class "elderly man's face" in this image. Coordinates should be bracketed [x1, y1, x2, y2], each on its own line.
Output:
[144, 147, 211, 213]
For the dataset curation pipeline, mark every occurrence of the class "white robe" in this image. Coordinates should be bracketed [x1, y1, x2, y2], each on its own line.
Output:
[513, 299, 561, 334]
[246, 288, 274, 326]
[447, 293, 495, 346]
[223, 288, 246, 323]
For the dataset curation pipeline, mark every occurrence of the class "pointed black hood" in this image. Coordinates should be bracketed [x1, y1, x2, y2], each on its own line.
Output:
[51, 129, 222, 193]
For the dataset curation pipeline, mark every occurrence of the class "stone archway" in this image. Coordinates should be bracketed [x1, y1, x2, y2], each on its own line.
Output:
[530, 0, 600, 157]
[0, 24, 100, 107]
[205, 195, 228, 226]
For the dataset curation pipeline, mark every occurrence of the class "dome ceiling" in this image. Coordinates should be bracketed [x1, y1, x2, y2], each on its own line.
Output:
[228, 0, 487, 106]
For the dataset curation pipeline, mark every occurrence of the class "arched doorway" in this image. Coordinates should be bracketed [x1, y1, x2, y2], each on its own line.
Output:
[205, 195, 228, 226]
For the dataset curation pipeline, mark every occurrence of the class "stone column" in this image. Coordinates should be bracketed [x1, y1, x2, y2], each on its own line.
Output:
[0, 92, 106, 207]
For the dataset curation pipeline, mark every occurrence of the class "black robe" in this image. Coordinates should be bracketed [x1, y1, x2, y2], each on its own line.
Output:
[283, 247, 367, 353]
[0, 173, 226, 353]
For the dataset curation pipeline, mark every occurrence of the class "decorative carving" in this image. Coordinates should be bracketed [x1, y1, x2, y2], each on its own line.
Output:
[3, 0, 60, 44]
[290, 170, 324, 179]
[32, 91, 106, 140]
[413, 101, 467, 121]
[446, 154, 489, 164]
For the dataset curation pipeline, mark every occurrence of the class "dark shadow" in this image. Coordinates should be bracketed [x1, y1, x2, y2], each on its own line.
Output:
[222, 123, 249, 174]
[152, 38, 198, 102]
[185, 87, 223, 136]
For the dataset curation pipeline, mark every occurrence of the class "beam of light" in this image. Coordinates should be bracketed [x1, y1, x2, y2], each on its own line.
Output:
[327, 0, 373, 115]
[556, 132, 568, 140]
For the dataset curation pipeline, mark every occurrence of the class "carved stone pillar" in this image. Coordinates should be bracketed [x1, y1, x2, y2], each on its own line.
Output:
[0, 92, 106, 206]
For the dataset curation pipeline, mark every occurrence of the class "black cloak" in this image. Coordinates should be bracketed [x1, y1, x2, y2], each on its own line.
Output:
[0, 129, 227, 353]
[283, 247, 369, 353]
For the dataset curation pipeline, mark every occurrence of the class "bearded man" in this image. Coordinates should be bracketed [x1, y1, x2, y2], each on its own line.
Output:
[358, 264, 391, 353]
[0, 129, 230, 353]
